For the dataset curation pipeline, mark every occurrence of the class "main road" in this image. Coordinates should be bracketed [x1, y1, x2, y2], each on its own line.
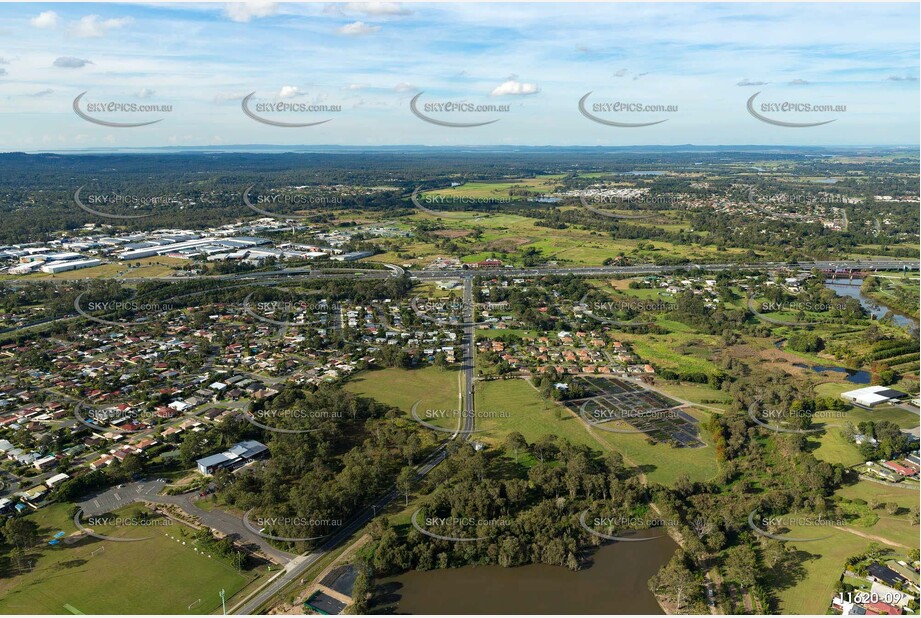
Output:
[460, 276, 476, 436]
[232, 278, 478, 615]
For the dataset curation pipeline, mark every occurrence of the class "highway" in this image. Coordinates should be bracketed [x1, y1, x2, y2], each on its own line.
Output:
[409, 259, 919, 281]
[4, 259, 917, 289]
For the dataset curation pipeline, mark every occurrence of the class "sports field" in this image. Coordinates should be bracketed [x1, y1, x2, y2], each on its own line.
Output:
[0, 504, 253, 615]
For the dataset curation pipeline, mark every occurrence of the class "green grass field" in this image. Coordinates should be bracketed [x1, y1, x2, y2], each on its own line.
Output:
[0, 504, 252, 615]
[344, 366, 462, 431]
[401, 206, 741, 266]
[651, 382, 733, 411]
[834, 481, 920, 547]
[774, 510, 917, 614]
[621, 329, 722, 374]
[771, 476, 919, 614]
[591, 406, 719, 485]
[773, 529, 869, 615]
[475, 379, 719, 485]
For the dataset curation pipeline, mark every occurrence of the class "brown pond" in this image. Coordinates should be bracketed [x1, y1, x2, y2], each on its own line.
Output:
[372, 533, 678, 614]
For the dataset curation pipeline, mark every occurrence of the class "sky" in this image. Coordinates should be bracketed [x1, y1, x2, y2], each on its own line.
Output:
[0, 2, 918, 150]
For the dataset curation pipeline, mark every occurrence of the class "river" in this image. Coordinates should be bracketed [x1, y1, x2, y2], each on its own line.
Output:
[372, 534, 678, 614]
[823, 278, 918, 330]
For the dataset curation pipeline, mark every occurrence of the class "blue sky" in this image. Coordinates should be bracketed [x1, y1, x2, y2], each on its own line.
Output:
[0, 2, 918, 149]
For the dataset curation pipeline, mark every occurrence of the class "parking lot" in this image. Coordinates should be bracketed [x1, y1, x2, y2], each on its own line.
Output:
[78, 479, 167, 517]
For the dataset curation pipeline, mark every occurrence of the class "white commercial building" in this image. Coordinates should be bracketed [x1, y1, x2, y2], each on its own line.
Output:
[39, 258, 102, 274]
[841, 385, 908, 408]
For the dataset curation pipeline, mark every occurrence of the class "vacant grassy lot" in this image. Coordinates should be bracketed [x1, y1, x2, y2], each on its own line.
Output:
[593, 407, 719, 485]
[476, 378, 599, 448]
[621, 329, 722, 375]
[834, 481, 920, 547]
[423, 175, 566, 200]
[771, 476, 918, 615]
[0, 503, 252, 615]
[773, 530, 869, 615]
[344, 366, 461, 431]
[476, 379, 718, 485]
[774, 506, 917, 615]
[651, 382, 733, 411]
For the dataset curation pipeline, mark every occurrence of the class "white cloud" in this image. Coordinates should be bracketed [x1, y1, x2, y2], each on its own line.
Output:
[225, 2, 278, 23]
[491, 80, 540, 96]
[613, 68, 628, 78]
[788, 79, 810, 85]
[737, 78, 768, 86]
[31, 11, 59, 28]
[338, 21, 381, 36]
[393, 82, 416, 93]
[278, 86, 303, 98]
[28, 89, 54, 97]
[72, 15, 133, 38]
[135, 88, 156, 99]
[53, 56, 93, 69]
[346, 3, 410, 16]
[886, 75, 918, 82]
[0, 68, 6, 77]
[213, 91, 247, 104]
